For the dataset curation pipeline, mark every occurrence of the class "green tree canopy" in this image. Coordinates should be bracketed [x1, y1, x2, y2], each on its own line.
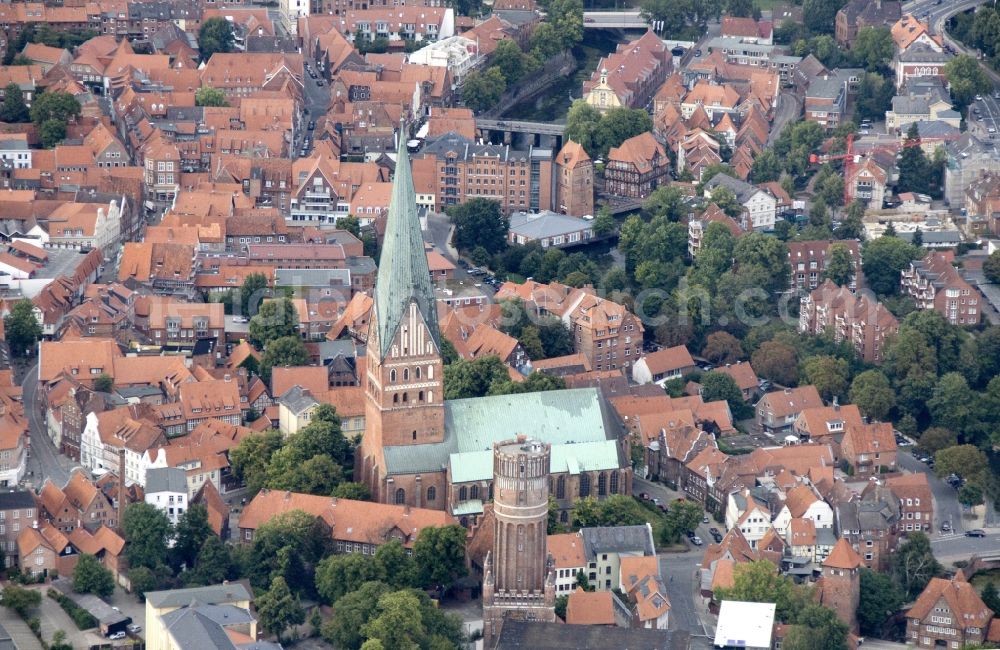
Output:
[4, 298, 41, 357]
[1, 584, 40, 617]
[892, 532, 942, 599]
[862, 236, 921, 296]
[229, 429, 284, 497]
[715, 560, 809, 622]
[198, 17, 235, 62]
[172, 504, 214, 571]
[751, 340, 799, 386]
[782, 604, 849, 650]
[413, 524, 468, 589]
[249, 298, 300, 348]
[122, 502, 172, 570]
[257, 576, 305, 642]
[447, 198, 508, 255]
[73, 553, 115, 597]
[801, 355, 849, 402]
[858, 569, 904, 636]
[259, 335, 308, 383]
[848, 369, 895, 420]
[249, 509, 332, 592]
[195, 86, 229, 107]
[240, 272, 270, 318]
[823, 244, 856, 287]
[461, 66, 506, 113]
[945, 54, 991, 110]
[0, 82, 28, 122]
[851, 26, 894, 71]
[983, 250, 1000, 284]
[29, 90, 80, 125]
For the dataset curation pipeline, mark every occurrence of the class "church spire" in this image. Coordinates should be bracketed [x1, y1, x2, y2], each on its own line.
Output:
[371, 136, 440, 359]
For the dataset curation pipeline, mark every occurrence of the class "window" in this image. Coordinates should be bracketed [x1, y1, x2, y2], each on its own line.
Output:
[598, 472, 607, 496]
[556, 476, 565, 499]
[459, 486, 468, 501]
[427, 486, 436, 501]
[579, 474, 591, 497]
[610, 471, 619, 494]
[394, 488, 405, 504]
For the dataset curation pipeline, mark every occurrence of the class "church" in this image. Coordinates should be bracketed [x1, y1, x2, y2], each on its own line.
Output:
[355, 141, 632, 522]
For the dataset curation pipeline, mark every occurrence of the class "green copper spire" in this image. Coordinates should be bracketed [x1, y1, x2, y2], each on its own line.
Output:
[371, 137, 440, 359]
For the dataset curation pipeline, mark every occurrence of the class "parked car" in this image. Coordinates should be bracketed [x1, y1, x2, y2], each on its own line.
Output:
[127, 624, 142, 634]
[702, 515, 710, 524]
[709, 527, 720, 536]
[109, 631, 126, 640]
[690, 535, 703, 546]
[940, 521, 951, 532]
[711, 531, 723, 543]
[639, 492, 651, 501]
[965, 529, 987, 537]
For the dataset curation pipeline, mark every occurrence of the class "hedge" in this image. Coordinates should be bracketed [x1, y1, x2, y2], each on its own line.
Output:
[46, 589, 98, 630]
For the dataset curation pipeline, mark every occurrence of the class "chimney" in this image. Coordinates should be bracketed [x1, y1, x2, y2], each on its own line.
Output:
[833, 396, 839, 410]
[117, 447, 126, 531]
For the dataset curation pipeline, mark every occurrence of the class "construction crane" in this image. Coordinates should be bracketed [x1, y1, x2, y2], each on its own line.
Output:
[810, 131, 956, 205]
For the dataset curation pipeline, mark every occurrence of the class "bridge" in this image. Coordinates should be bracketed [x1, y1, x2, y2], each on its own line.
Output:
[583, 10, 650, 29]
[475, 119, 566, 137]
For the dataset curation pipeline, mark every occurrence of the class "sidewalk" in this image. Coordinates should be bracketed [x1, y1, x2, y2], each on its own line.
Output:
[0, 608, 43, 650]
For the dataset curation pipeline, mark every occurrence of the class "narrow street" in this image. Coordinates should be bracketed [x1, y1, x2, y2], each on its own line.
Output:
[20, 363, 71, 487]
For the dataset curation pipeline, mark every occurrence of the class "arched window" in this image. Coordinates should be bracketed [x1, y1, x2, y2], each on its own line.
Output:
[579, 473, 591, 497]
[403, 368, 409, 381]
[427, 486, 436, 501]
[418, 390, 424, 402]
[560, 510, 569, 523]
[412, 430, 417, 441]
[393, 394, 399, 404]
[395, 488, 405, 504]
[389, 369, 396, 382]
[402, 392, 408, 403]
[556, 476, 566, 499]
[470, 485, 480, 500]
[489, 482, 494, 500]
[416, 367, 421, 379]
[598, 472, 607, 496]
[428, 365, 434, 379]
[610, 471, 619, 495]
[459, 486, 468, 501]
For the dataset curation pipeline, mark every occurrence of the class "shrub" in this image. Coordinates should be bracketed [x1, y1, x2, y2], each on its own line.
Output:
[47, 590, 98, 629]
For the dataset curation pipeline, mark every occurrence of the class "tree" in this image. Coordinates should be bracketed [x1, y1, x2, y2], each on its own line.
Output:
[750, 148, 782, 183]
[783, 604, 849, 650]
[73, 553, 115, 597]
[4, 299, 41, 357]
[858, 569, 904, 636]
[912, 227, 923, 247]
[250, 509, 331, 592]
[259, 335, 308, 382]
[338, 214, 361, 238]
[443, 355, 509, 399]
[851, 26, 893, 72]
[594, 107, 653, 158]
[229, 429, 283, 497]
[321, 581, 392, 650]
[848, 370, 895, 420]
[802, 0, 844, 34]
[362, 591, 425, 650]
[249, 298, 299, 348]
[413, 524, 467, 589]
[641, 0, 722, 40]
[862, 236, 920, 296]
[935, 444, 989, 484]
[461, 66, 506, 113]
[122, 502, 172, 570]
[574, 495, 650, 529]
[38, 118, 66, 148]
[239, 272, 269, 318]
[547, 0, 584, 49]
[491, 40, 533, 85]
[592, 209, 616, 237]
[802, 355, 849, 402]
[333, 482, 371, 500]
[92, 373, 113, 393]
[703, 331, 744, 364]
[195, 86, 229, 107]
[733, 233, 790, 296]
[984, 250, 1000, 284]
[489, 371, 565, 396]
[643, 185, 689, 221]
[981, 583, 1000, 615]
[316, 553, 386, 604]
[927, 372, 976, 434]
[715, 560, 806, 622]
[50, 630, 72, 650]
[945, 54, 991, 110]
[0, 83, 28, 122]
[564, 100, 603, 157]
[127, 566, 157, 600]
[917, 427, 957, 455]
[257, 576, 305, 642]
[893, 532, 942, 599]
[855, 72, 895, 123]
[447, 198, 508, 255]
[824, 244, 855, 287]
[190, 536, 233, 586]
[897, 123, 934, 194]
[198, 17, 235, 62]
[661, 499, 706, 545]
[1, 584, 40, 617]
[30, 91, 80, 125]
[172, 504, 213, 571]
[701, 372, 750, 418]
[751, 341, 799, 386]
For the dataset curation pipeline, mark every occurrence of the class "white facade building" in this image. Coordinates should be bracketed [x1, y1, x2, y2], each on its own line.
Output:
[144, 467, 188, 527]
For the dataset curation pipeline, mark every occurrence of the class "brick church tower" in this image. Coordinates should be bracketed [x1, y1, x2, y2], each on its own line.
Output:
[357, 138, 445, 504]
[482, 436, 556, 646]
[820, 537, 863, 633]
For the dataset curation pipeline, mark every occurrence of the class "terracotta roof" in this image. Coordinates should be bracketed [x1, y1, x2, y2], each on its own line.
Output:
[620, 555, 660, 592]
[548, 532, 587, 569]
[794, 404, 864, 438]
[324, 386, 365, 418]
[784, 484, 820, 518]
[758, 386, 823, 418]
[714, 362, 758, 392]
[843, 421, 896, 456]
[711, 558, 736, 591]
[566, 589, 616, 625]
[640, 345, 695, 376]
[789, 517, 816, 546]
[908, 578, 993, 627]
[240, 489, 454, 548]
[607, 132, 666, 174]
[63, 471, 100, 510]
[272, 366, 328, 399]
[39, 339, 121, 384]
[823, 538, 863, 570]
[194, 480, 230, 536]
[178, 379, 240, 422]
[556, 139, 591, 169]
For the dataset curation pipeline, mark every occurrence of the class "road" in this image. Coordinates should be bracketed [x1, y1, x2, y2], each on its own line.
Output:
[896, 449, 964, 535]
[297, 58, 331, 158]
[20, 364, 71, 487]
[768, 94, 803, 146]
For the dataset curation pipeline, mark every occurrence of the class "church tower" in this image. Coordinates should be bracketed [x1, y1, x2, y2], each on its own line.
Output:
[482, 436, 556, 646]
[358, 137, 445, 503]
[820, 537, 862, 633]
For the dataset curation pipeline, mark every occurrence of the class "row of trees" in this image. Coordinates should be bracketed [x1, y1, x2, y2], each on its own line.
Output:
[950, 6, 1000, 73]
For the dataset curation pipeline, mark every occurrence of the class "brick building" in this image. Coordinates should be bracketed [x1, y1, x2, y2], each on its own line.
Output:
[906, 577, 994, 648]
[604, 132, 670, 199]
[901, 251, 981, 326]
[554, 140, 593, 217]
[799, 281, 899, 363]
